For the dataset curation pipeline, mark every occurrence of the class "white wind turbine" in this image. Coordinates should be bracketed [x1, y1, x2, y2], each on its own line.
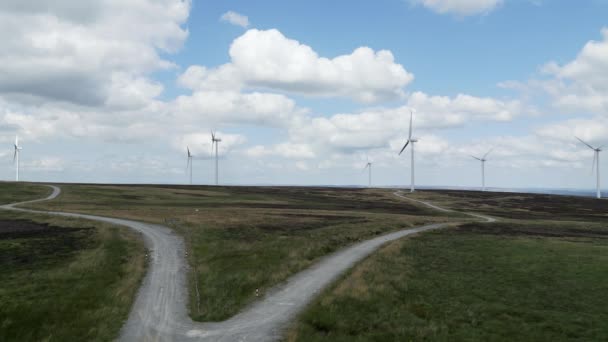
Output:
[211, 130, 222, 185]
[398, 110, 418, 193]
[576, 136, 603, 199]
[471, 148, 493, 192]
[13, 135, 22, 182]
[363, 156, 372, 188]
[186, 146, 193, 185]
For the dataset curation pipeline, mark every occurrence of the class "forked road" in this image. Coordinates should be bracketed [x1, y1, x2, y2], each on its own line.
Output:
[393, 191, 497, 223]
[1, 186, 493, 341]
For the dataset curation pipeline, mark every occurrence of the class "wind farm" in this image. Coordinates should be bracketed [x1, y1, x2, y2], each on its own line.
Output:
[2, 1, 608, 342]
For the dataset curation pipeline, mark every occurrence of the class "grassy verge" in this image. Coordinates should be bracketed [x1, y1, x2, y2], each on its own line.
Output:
[28, 184, 452, 321]
[288, 204, 608, 341]
[0, 184, 146, 341]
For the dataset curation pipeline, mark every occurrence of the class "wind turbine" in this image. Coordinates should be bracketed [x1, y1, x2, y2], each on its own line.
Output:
[211, 131, 221, 185]
[471, 148, 493, 192]
[13, 135, 22, 182]
[398, 110, 418, 193]
[186, 146, 193, 185]
[576, 136, 603, 199]
[363, 157, 372, 188]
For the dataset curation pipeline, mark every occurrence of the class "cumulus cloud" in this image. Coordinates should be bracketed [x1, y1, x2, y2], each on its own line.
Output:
[540, 28, 608, 115]
[287, 91, 526, 154]
[179, 29, 414, 103]
[173, 132, 247, 158]
[0, 0, 190, 107]
[411, 0, 503, 16]
[245, 143, 316, 159]
[220, 11, 249, 28]
[172, 90, 304, 126]
[536, 117, 608, 147]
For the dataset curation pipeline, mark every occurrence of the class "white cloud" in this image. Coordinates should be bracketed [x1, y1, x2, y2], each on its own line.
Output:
[287, 91, 525, 153]
[0, 0, 190, 108]
[536, 117, 608, 147]
[172, 90, 304, 126]
[173, 132, 247, 158]
[540, 28, 608, 115]
[411, 0, 503, 16]
[245, 143, 316, 159]
[180, 29, 414, 103]
[23, 157, 65, 172]
[220, 11, 249, 28]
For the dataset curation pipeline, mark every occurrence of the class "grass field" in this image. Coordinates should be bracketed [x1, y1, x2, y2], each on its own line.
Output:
[27, 184, 454, 321]
[0, 183, 146, 341]
[11, 182, 606, 340]
[288, 191, 608, 341]
[0, 182, 52, 205]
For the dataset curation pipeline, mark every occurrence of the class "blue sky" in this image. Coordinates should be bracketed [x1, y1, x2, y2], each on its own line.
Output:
[1, 0, 607, 190]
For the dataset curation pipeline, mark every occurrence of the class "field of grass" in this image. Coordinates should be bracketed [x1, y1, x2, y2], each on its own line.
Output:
[27, 184, 453, 321]
[288, 191, 608, 341]
[410, 189, 608, 222]
[0, 183, 146, 341]
[0, 182, 52, 205]
[6, 182, 607, 340]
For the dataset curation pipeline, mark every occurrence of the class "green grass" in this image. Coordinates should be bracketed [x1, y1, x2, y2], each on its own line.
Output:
[7, 182, 608, 340]
[0, 182, 52, 205]
[0, 184, 146, 341]
[288, 207, 608, 341]
[28, 184, 451, 321]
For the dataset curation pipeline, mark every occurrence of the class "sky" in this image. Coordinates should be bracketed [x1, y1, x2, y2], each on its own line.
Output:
[1, 0, 608, 189]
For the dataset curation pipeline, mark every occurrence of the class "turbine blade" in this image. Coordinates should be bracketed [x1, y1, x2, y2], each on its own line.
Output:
[576, 136, 595, 150]
[211, 130, 215, 141]
[592, 151, 597, 175]
[408, 110, 413, 139]
[471, 155, 482, 161]
[483, 148, 494, 160]
[399, 140, 410, 155]
[186, 157, 190, 171]
[13, 149, 16, 162]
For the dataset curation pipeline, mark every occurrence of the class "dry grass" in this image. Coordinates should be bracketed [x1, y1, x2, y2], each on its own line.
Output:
[0, 206, 146, 341]
[288, 191, 608, 342]
[27, 183, 455, 321]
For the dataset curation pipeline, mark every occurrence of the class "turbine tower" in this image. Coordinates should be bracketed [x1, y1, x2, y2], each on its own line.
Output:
[576, 137, 603, 199]
[211, 131, 222, 185]
[471, 148, 493, 191]
[364, 157, 372, 188]
[13, 135, 22, 182]
[186, 146, 193, 185]
[399, 110, 418, 193]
